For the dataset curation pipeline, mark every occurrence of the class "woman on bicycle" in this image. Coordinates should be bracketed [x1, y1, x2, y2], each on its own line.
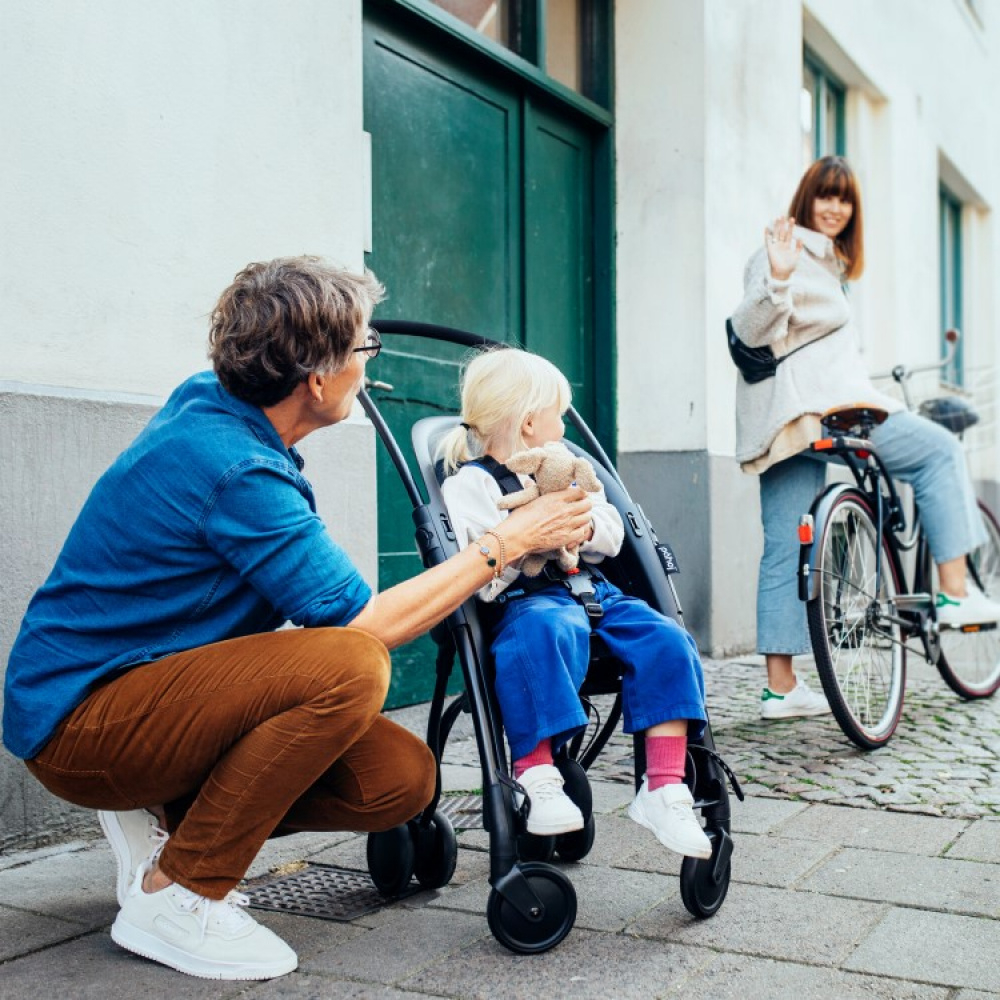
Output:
[731, 155, 1000, 720]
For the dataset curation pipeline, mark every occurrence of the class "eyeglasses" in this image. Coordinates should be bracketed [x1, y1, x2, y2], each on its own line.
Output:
[352, 328, 381, 360]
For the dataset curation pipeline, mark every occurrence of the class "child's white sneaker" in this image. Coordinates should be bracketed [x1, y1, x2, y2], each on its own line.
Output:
[111, 861, 297, 980]
[627, 778, 712, 859]
[515, 764, 584, 836]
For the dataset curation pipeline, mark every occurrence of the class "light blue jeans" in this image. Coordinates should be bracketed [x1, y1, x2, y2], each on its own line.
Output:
[757, 410, 987, 655]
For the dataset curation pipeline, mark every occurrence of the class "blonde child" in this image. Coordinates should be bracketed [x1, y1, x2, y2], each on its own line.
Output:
[439, 347, 710, 858]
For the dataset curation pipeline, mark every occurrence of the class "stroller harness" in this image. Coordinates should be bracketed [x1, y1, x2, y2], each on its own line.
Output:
[465, 456, 605, 621]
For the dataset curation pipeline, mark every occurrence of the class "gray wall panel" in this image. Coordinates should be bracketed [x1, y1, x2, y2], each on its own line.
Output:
[1, 387, 375, 851]
[618, 450, 761, 657]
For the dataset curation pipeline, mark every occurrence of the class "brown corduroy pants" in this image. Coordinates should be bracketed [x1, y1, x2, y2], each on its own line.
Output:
[26, 627, 435, 899]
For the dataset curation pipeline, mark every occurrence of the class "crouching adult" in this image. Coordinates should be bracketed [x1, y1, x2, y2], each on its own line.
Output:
[2, 256, 594, 981]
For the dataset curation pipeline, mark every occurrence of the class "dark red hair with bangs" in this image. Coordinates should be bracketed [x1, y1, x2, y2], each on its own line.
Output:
[788, 156, 865, 279]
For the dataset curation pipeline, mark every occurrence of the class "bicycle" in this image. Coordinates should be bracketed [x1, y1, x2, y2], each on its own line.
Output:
[797, 330, 1000, 750]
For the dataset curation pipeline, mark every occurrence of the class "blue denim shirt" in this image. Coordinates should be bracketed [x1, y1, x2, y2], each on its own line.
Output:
[3, 372, 372, 759]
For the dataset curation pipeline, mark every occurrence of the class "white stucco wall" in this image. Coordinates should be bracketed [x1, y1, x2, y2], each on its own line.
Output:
[616, 0, 999, 471]
[1, 0, 369, 395]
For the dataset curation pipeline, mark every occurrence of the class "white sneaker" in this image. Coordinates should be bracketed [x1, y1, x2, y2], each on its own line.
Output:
[627, 779, 712, 859]
[111, 861, 297, 980]
[98, 809, 170, 906]
[514, 764, 584, 836]
[936, 585, 1000, 628]
[759, 679, 830, 720]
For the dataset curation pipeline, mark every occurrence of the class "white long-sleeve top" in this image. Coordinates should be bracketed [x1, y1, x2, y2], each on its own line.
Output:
[441, 459, 625, 602]
[731, 225, 902, 468]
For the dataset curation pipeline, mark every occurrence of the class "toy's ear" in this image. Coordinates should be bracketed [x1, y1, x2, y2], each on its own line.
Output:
[506, 447, 546, 475]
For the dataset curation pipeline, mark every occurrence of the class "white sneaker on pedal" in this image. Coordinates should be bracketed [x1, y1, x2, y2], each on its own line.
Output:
[111, 861, 297, 980]
[627, 779, 712, 859]
[936, 586, 1000, 628]
[514, 764, 584, 836]
[759, 679, 830, 720]
[98, 809, 169, 906]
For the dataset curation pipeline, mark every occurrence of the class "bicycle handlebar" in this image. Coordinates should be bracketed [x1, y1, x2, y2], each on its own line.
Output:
[871, 328, 960, 385]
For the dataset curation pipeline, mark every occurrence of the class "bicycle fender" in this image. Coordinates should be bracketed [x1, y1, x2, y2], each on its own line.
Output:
[798, 483, 863, 603]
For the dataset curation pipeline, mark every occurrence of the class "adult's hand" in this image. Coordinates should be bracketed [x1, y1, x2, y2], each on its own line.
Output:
[347, 486, 592, 650]
[501, 486, 593, 556]
[765, 215, 802, 282]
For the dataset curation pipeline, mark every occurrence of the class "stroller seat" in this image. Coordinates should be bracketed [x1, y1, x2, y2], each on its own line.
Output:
[360, 323, 741, 956]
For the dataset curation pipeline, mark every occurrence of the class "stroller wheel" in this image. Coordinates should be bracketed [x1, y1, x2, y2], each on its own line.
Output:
[555, 815, 596, 862]
[679, 830, 732, 918]
[517, 832, 557, 863]
[413, 810, 458, 890]
[366, 822, 416, 897]
[487, 862, 577, 955]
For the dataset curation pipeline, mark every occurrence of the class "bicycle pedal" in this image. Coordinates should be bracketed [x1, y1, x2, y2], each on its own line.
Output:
[892, 593, 932, 611]
[940, 621, 999, 634]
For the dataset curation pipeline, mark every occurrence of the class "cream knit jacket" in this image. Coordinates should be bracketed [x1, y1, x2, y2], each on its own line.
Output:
[731, 225, 902, 466]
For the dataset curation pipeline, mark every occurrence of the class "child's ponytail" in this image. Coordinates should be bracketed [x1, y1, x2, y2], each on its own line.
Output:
[439, 422, 479, 475]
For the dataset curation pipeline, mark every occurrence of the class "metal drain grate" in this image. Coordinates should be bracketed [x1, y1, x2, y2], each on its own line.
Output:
[244, 864, 420, 922]
[439, 793, 483, 829]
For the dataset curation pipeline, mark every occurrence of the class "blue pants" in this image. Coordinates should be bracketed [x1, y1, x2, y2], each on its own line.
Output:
[757, 409, 988, 655]
[489, 580, 707, 760]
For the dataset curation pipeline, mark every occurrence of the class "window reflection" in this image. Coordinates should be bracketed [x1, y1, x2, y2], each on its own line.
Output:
[546, 0, 581, 93]
[429, 0, 511, 49]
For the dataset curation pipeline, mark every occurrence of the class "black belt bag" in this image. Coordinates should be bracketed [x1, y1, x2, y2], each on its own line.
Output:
[726, 317, 841, 384]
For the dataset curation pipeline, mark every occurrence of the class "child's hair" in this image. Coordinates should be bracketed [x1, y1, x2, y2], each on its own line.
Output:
[438, 346, 572, 475]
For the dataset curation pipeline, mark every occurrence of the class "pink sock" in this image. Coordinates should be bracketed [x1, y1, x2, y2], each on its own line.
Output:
[514, 739, 553, 779]
[646, 734, 687, 791]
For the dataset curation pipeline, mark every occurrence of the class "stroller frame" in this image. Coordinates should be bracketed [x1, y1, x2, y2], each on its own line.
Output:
[360, 321, 741, 954]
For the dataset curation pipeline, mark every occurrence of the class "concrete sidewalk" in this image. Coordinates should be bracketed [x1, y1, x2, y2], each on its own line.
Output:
[1, 657, 998, 999]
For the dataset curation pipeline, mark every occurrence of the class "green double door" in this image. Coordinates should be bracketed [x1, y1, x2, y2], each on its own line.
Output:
[363, 5, 606, 706]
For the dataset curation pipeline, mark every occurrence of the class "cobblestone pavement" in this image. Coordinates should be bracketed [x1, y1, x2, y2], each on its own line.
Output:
[439, 656, 1000, 820]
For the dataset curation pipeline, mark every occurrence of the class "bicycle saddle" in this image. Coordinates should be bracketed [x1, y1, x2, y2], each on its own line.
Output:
[820, 403, 890, 435]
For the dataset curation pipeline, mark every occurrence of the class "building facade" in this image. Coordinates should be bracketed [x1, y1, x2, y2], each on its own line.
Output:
[2, 0, 998, 848]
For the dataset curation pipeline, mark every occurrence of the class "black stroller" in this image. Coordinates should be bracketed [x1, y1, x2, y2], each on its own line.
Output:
[361, 322, 742, 955]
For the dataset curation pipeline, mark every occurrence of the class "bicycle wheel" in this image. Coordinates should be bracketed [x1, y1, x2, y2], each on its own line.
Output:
[806, 490, 906, 749]
[935, 500, 1000, 698]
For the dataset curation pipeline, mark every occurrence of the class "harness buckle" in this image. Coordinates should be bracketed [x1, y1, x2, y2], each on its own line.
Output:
[563, 567, 604, 620]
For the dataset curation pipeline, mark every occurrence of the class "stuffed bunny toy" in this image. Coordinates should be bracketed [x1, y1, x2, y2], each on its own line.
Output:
[496, 441, 603, 577]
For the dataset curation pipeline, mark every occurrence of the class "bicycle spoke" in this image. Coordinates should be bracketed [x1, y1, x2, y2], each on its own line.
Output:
[935, 501, 1000, 698]
[808, 492, 906, 749]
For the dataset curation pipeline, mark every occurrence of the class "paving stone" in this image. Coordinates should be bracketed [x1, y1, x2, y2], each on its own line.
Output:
[555, 863, 678, 932]
[399, 927, 712, 1000]
[659, 951, 950, 999]
[0, 844, 117, 929]
[946, 817, 1000, 863]
[773, 802, 969, 854]
[0, 903, 95, 963]
[299, 906, 488, 983]
[578, 812, 655, 868]
[717, 833, 835, 888]
[246, 976, 452, 998]
[845, 908, 1000, 991]
[800, 847, 1000, 916]
[629, 881, 887, 966]
[0, 838, 96, 872]
[0, 933, 245, 999]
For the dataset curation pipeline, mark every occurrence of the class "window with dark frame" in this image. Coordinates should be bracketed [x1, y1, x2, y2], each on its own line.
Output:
[425, 0, 609, 105]
[802, 48, 846, 166]
[939, 186, 964, 387]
